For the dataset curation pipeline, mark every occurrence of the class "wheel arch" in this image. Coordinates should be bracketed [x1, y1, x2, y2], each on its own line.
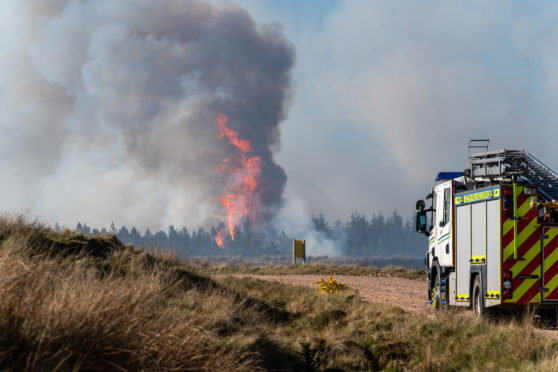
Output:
[430, 259, 441, 284]
[470, 266, 487, 306]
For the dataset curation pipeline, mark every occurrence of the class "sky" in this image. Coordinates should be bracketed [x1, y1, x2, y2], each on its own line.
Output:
[1, 0, 558, 231]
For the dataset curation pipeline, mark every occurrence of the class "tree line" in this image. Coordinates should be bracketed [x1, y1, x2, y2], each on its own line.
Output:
[68, 211, 425, 258]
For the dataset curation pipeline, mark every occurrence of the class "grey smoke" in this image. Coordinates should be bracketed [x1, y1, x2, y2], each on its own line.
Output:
[0, 0, 294, 230]
[254, 0, 558, 222]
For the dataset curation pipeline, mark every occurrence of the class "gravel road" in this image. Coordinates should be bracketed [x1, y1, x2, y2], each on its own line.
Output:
[213, 274, 433, 316]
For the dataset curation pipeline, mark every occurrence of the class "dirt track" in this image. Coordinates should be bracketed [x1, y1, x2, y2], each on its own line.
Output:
[214, 274, 433, 316]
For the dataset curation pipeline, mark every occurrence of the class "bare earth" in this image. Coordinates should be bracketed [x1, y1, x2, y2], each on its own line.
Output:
[213, 274, 433, 316]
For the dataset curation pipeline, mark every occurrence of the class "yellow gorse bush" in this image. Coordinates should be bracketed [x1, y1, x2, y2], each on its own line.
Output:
[314, 275, 348, 295]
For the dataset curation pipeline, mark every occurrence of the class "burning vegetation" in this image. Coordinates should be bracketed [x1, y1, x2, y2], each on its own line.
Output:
[214, 114, 263, 248]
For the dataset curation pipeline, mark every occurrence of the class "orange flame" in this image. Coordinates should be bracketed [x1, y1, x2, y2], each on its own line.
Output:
[214, 113, 262, 247]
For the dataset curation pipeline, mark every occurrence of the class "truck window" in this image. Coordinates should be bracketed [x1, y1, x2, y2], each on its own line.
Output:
[431, 193, 436, 232]
[443, 188, 450, 225]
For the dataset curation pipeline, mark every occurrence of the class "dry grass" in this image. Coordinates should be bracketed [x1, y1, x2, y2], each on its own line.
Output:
[0, 217, 267, 371]
[2, 216, 558, 371]
[213, 275, 558, 371]
[185, 260, 427, 280]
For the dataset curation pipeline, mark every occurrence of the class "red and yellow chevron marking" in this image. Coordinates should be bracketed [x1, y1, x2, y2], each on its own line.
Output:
[541, 227, 558, 300]
[502, 186, 542, 304]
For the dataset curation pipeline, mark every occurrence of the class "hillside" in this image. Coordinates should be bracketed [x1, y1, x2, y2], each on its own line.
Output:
[1, 217, 558, 371]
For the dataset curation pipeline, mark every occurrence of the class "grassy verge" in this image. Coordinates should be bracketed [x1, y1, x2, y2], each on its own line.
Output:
[184, 259, 428, 279]
[1, 217, 557, 371]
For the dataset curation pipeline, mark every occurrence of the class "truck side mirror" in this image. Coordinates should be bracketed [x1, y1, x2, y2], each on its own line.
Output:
[416, 210, 427, 234]
[416, 200, 425, 211]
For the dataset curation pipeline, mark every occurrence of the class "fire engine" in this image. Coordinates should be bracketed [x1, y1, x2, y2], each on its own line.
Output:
[416, 140, 558, 318]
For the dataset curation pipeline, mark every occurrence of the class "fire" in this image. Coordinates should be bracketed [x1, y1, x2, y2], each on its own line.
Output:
[214, 113, 262, 247]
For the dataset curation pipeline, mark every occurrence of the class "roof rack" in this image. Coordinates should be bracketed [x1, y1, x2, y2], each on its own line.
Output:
[469, 149, 558, 202]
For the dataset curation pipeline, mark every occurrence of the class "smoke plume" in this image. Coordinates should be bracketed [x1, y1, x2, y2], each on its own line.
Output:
[0, 0, 294, 230]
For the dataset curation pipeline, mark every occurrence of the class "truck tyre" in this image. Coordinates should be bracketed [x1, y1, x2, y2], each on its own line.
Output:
[472, 276, 484, 318]
[431, 262, 442, 314]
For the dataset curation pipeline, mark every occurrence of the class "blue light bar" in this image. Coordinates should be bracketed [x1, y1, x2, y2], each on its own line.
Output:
[435, 172, 463, 181]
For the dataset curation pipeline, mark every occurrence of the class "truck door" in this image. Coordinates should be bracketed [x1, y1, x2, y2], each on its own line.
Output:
[542, 226, 558, 301]
[428, 191, 437, 263]
[436, 181, 453, 267]
[433, 182, 453, 267]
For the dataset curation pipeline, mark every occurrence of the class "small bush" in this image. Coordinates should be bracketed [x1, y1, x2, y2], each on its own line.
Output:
[315, 275, 349, 295]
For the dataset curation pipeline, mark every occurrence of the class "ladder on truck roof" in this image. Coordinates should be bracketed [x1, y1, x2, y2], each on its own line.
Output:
[469, 149, 558, 202]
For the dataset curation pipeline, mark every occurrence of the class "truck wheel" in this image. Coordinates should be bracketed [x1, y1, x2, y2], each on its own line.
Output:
[431, 263, 442, 314]
[472, 276, 484, 319]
